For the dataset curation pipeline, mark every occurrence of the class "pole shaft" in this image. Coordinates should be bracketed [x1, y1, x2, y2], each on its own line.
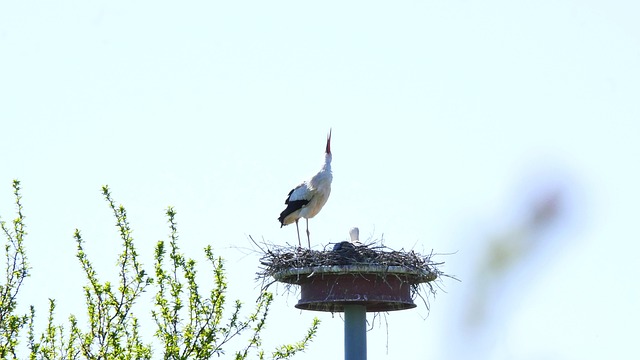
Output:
[344, 304, 367, 360]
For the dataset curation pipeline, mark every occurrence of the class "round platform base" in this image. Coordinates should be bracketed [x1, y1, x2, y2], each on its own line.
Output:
[274, 265, 433, 312]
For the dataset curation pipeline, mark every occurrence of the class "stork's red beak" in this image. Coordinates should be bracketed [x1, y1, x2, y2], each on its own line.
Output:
[326, 129, 332, 154]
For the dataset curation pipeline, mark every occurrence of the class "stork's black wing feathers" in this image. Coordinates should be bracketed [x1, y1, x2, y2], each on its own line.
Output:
[278, 199, 309, 227]
[284, 187, 296, 204]
[278, 183, 312, 227]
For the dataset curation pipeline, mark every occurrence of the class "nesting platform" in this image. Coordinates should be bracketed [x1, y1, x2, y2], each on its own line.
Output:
[258, 240, 441, 313]
[274, 264, 436, 312]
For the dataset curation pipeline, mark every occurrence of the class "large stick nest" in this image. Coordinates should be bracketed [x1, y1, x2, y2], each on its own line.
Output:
[252, 237, 448, 299]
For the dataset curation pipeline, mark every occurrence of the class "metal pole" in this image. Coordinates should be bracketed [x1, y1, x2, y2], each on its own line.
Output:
[344, 304, 367, 360]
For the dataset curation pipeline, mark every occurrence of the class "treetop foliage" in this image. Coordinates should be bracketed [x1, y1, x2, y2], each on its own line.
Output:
[0, 180, 318, 359]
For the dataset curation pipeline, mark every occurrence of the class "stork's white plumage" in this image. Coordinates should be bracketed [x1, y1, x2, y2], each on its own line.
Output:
[278, 130, 333, 248]
[349, 227, 361, 245]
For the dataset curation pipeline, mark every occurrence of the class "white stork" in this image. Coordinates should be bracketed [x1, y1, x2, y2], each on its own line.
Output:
[278, 130, 333, 248]
[349, 227, 361, 246]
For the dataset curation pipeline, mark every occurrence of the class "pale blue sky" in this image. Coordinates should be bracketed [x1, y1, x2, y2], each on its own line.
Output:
[1, 1, 639, 359]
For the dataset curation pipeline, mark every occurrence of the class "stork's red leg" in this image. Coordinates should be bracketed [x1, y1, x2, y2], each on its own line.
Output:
[305, 218, 311, 248]
[295, 219, 301, 248]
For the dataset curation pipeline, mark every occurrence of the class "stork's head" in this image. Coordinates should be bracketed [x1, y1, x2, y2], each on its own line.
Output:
[326, 129, 332, 155]
[349, 227, 359, 243]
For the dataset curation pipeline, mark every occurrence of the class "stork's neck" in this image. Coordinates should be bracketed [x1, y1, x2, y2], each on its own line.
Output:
[322, 153, 332, 172]
[311, 153, 332, 191]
